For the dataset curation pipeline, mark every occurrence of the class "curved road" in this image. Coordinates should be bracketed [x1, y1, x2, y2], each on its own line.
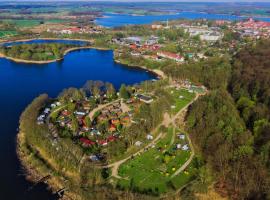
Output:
[103, 92, 202, 179]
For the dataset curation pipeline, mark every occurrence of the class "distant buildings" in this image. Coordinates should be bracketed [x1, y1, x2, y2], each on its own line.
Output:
[177, 24, 223, 42]
[235, 18, 270, 39]
[47, 26, 103, 35]
[157, 51, 184, 62]
[151, 24, 163, 30]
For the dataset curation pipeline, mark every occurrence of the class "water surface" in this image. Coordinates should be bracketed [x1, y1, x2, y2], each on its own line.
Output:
[0, 44, 155, 199]
[95, 12, 270, 27]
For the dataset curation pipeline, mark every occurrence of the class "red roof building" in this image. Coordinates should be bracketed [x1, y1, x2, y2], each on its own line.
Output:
[157, 51, 184, 62]
[98, 140, 108, 146]
[80, 138, 95, 146]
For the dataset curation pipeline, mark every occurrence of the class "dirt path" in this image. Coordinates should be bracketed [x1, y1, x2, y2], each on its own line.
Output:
[106, 93, 201, 178]
[88, 99, 120, 120]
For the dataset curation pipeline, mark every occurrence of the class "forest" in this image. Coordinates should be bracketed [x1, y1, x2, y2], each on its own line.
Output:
[180, 40, 270, 199]
[0, 43, 77, 61]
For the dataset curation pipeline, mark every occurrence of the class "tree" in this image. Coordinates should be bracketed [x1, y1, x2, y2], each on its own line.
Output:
[84, 116, 92, 128]
[105, 82, 116, 99]
[119, 84, 130, 99]
[71, 114, 79, 133]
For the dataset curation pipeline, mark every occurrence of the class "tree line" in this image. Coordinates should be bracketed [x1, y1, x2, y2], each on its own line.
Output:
[0, 43, 77, 61]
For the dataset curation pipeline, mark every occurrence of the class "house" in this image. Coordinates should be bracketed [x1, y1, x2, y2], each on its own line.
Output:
[182, 144, 189, 151]
[44, 108, 50, 114]
[62, 110, 71, 116]
[111, 118, 120, 125]
[176, 144, 182, 149]
[136, 94, 153, 104]
[178, 134, 185, 140]
[121, 116, 130, 125]
[145, 36, 159, 45]
[135, 141, 142, 146]
[146, 134, 153, 140]
[200, 31, 223, 42]
[151, 24, 163, 29]
[107, 135, 116, 142]
[109, 124, 117, 132]
[90, 129, 101, 136]
[82, 101, 91, 110]
[37, 115, 45, 125]
[80, 138, 95, 147]
[124, 37, 142, 45]
[98, 140, 108, 146]
[74, 110, 86, 116]
[89, 155, 99, 161]
[56, 102, 61, 106]
[157, 51, 184, 62]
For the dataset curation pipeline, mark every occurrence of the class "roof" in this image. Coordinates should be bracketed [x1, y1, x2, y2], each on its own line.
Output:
[136, 94, 153, 101]
[157, 51, 183, 60]
[80, 138, 95, 145]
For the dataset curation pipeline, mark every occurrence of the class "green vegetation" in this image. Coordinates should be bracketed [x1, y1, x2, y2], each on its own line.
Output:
[163, 56, 231, 90]
[118, 127, 194, 195]
[0, 43, 77, 61]
[169, 88, 196, 114]
[2, 19, 68, 28]
[181, 41, 270, 199]
[0, 30, 17, 38]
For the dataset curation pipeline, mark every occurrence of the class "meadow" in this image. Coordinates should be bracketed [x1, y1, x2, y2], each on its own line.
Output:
[117, 127, 194, 194]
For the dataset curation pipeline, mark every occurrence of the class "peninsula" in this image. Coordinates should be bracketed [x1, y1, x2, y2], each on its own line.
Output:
[0, 43, 92, 64]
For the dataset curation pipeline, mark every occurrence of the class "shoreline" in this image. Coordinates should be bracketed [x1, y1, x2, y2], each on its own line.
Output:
[13, 37, 165, 199]
[0, 37, 94, 45]
[114, 59, 166, 79]
[16, 131, 73, 200]
[0, 38, 161, 80]
[0, 45, 110, 64]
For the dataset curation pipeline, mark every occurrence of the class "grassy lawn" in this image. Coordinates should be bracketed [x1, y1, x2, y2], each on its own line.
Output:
[117, 127, 194, 194]
[170, 164, 196, 189]
[169, 88, 196, 115]
[0, 30, 17, 38]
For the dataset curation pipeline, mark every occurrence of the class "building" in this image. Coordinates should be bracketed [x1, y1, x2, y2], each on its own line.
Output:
[136, 94, 153, 104]
[235, 18, 270, 38]
[146, 134, 153, 140]
[151, 24, 163, 29]
[124, 37, 142, 45]
[200, 31, 223, 42]
[157, 51, 184, 62]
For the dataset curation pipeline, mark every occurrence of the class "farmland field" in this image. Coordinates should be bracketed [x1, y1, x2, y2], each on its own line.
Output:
[2, 19, 69, 28]
[0, 31, 17, 38]
[117, 127, 194, 194]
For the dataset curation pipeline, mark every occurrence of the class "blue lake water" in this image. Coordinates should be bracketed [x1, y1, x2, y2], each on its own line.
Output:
[3, 10, 270, 199]
[0, 41, 155, 199]
[95, 12, 270, 27]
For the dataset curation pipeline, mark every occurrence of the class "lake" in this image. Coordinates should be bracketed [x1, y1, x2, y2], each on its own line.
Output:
[95, 12, 270, 27]
[0, 40, 155, 200]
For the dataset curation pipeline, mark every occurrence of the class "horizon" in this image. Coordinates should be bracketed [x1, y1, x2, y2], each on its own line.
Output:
[1, 0, 270, 2]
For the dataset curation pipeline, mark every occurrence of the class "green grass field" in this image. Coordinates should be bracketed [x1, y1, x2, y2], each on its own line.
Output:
[0, 30, 17, 38]
[2, 19, 68, 28]
[169, 88, 196, 115]
[117, 127, 194, 194]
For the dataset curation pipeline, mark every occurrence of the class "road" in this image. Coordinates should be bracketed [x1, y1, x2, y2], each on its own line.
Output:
[88, 99, 120, 120]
